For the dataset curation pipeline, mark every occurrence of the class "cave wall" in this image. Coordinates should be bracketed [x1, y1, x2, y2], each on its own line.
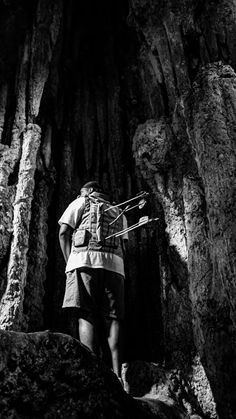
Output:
[1, 0, 236, 417]
[131, 1, 236, 418]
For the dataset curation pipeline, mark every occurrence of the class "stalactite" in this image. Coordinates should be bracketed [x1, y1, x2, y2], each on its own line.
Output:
[0, 124, 41, 330]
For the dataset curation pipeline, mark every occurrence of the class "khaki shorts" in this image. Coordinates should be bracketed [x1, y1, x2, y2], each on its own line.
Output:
[62, 268, 125, 320]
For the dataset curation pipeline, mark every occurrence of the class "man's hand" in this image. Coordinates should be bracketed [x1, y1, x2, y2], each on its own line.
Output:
[59, 223, 73, 263]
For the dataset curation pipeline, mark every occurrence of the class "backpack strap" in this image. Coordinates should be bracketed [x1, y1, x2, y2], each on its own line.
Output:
[96, 201, 104, 244]
[73, 196, 90, 231]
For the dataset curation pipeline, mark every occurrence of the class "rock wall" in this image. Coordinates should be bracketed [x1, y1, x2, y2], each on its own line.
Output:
[131, 1, 236, 416]
[182, 64, 236, 418]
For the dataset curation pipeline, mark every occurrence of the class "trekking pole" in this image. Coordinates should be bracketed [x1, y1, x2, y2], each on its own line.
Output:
[125, 198, 147, 212]
[109, 205, 130, 226]
[104, 191, 149, 212]
[105, 216, 159, 239]
[109, 199, 147, 226]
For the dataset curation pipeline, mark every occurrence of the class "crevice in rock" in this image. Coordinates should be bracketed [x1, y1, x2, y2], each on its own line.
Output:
[1, 85, 17, 146]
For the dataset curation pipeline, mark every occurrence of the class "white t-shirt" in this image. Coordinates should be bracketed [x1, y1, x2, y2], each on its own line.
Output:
[58, 197, 128, 277]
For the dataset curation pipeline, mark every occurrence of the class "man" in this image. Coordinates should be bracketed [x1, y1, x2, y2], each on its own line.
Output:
[58, 181, 128, 381]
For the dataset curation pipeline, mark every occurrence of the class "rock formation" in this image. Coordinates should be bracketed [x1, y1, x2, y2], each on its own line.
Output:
[0, 329, 189, 419]
[0, 0, 236, 417]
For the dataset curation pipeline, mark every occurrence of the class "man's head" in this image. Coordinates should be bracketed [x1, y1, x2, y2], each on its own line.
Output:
[80, 181, 103, 196]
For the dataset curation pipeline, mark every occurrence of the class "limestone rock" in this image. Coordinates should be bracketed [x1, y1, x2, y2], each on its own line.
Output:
[0, 124, 41, 331]
[0, 330, 189, 419]
[122, 361, 208, 418]
[133, 62, 236, 418]
[182, 62, 236, 419]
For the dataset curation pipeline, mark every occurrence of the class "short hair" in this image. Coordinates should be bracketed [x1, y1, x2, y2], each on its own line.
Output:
[81, 181, 103, 192]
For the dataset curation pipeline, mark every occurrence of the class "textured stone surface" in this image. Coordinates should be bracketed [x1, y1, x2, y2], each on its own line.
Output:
[0, 330, 188, 419]
[182, 62, 236, 419]
[0, 124, 41, 331]
[122, 360, 207, 418]
[133, 62, 236, 418]
[133, 117, 194, 366]
[0, 0, 63, 331]
[28, 0, 63, 119]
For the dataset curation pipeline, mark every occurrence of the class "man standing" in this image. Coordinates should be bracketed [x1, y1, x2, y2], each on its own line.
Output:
[58, 181, 128, 381]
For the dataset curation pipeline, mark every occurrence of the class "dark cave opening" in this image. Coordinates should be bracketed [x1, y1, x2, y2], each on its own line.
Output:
[38, 0, 164, 363]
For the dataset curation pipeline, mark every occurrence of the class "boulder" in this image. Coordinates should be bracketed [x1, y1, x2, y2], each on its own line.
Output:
[0, 330, 189, 419]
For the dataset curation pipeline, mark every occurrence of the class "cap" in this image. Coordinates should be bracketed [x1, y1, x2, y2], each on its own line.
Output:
[81, 181, 102, 191]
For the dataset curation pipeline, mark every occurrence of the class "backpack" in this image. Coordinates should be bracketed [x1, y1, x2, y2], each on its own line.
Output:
[72, 193, 124, 253]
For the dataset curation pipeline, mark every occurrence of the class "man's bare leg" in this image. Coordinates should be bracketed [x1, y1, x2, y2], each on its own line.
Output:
[107, 319, 123, 379]
[79, 318, 97, 353]
[67, 309, 78, 339]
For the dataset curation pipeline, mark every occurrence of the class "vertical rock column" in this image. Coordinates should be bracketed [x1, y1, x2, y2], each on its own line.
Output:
[182, 63, 236, 418]
[132, 118, 194, 361]
[0, 125, 41, 330]
[182, 176, 216, 418]
[132, 114, 217, 417]
[0, 0, 63, 330]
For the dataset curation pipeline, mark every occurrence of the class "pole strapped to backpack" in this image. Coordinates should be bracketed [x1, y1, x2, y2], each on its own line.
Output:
[105, 216, 159, 240]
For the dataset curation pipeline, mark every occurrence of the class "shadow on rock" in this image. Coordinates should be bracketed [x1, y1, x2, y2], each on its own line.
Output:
[0, 330, 190, 418]
[122, 361, 204, 419]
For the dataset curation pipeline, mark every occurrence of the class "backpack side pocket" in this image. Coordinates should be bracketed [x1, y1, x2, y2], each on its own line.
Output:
[73, 229, 88, 247]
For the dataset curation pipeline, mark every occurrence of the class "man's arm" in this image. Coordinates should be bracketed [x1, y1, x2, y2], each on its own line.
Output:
[59, 223, 73, 263]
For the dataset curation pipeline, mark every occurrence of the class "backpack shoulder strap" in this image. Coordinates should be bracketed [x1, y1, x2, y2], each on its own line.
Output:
[74, 196, 89, 230]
